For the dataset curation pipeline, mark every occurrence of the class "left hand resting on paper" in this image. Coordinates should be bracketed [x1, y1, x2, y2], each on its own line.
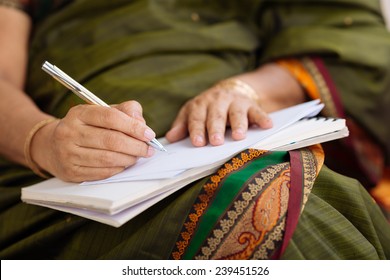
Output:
[165, 63, 306, 147]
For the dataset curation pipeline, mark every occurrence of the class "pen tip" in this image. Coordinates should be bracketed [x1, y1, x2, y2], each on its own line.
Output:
[149, 138, 167, 152]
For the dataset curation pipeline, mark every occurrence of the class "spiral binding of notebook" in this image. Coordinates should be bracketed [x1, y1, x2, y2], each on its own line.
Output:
[251, 117, 349, 151]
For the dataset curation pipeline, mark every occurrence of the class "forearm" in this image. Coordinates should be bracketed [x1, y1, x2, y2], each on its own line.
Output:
[0, 6, 52, 166]
[0, 79, 53, 166]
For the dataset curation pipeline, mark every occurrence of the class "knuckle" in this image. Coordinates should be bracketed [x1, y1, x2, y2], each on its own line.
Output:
[62, 165, 80, 181]
[188, 119, 204, 132]
[53, 122, 73, 142]
[128, 119, 144, 136]
[120, 100, 142, 114]
[67, 104, 91, 122]
[67, 104, 83, 117]
[68, 152, 82, 165]
[207, 123, 224, 133]
[213, 90, 226, 99]
[254, 108, 266, 118]
[188, 114, 204, 124]
[130, 119, 142, 132]
[190, 97, 205, 108]
[100, 108, 117, 127]
[214, 87, 234, 101]
[102, 132, 122, 150]
[229, 109, 245, 119]
[98, 151, 117, 166]
[135, 142, 149, 157]
[212, 110, 226, 121]
[124, 157, 138, 168]
[128, 100, 142, 110]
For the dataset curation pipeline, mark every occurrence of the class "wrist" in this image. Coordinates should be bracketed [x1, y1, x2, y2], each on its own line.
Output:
[215, 79, 259, 102]
[235, 63, 306, 112]
[25, 118, 58, 178]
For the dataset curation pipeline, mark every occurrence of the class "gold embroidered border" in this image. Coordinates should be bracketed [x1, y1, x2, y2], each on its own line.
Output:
[171, 149, 267, 260]
[194, 162, 289, 260]
[301, 145, 324, 210]
[252, 217, 286, 259]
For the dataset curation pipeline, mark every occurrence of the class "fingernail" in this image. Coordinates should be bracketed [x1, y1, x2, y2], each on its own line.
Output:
[264, 118, 273, 128]
[211, 133, 223, 144]
[233, 128, 245, 139]
[147, 146, 155, 157]
[193, 135, 204, 146]
[144, 128, 156, 141]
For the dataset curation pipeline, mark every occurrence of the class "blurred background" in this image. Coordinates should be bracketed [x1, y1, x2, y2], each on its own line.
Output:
[382, 0, 390, 29]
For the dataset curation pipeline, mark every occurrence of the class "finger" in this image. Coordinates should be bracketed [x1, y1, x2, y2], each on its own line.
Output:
[248, 106, 273, 128]
[68, 146, 140, 168]
[61, 165, 126, 182]
[187, 101, 208, 146]
[165, 107, 188, 143]
[206, 102, 229, 146]
[165, 124, 187, 143]
[113, 100, 146, 123]
[73, 105, 156, 142]
[228, 102, 249, 140]
[75, 126, 155, 158]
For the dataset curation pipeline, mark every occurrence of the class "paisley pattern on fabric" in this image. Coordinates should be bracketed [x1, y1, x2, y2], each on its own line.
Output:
[171, 146, 322, 260]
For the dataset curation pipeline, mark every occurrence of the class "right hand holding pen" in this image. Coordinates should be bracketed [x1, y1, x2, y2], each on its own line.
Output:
[29, 101, 156, 182]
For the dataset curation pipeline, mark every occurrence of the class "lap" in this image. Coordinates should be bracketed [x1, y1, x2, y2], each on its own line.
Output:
[1, 157, 389, 259]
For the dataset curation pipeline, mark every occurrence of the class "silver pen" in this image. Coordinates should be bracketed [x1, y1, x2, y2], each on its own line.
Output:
[42, 61, 167, 152]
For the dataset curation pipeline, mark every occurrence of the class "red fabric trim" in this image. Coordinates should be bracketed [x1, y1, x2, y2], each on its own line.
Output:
[310, 57, 381, 186]
[311, 56, 356, 150]
[279, 150, 303, 257]
[311, 57, 346, 118]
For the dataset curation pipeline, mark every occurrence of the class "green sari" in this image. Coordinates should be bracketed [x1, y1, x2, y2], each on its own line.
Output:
[1, 0, 390, 259]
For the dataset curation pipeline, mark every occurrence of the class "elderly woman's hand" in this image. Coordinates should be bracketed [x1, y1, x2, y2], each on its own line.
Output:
[165, 79, 273, 147]
[166, 63, 307, 147]
[30, 101, 156, 182]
